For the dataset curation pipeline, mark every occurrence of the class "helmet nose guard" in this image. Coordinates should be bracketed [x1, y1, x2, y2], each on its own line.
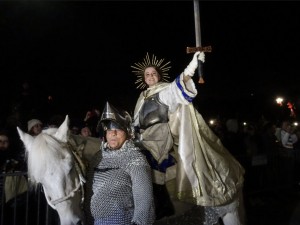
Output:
[99, 102, 132, 136]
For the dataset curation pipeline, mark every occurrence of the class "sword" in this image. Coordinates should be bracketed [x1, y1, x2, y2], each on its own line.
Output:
[192, 0, 205, 84]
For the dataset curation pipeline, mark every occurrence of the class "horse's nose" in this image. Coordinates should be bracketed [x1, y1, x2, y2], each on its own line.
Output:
[76, 221, 83, 225]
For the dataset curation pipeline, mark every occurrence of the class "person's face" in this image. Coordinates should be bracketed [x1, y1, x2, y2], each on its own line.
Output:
[0, 135, 9, 151]
[106, 128, 127, 150]
[144, 67, 160, 87]
[32, 123, 42, 136]
[71, 126, 80, 135]
[81, 127, 91, 137]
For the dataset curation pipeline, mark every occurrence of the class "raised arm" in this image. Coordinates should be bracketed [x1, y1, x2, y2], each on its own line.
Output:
[183, 51, 205, 83]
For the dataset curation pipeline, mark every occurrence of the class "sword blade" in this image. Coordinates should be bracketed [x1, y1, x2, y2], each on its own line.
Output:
[193, 0, 204, 83]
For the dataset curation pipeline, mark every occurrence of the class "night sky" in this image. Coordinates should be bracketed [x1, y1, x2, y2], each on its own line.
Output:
[1, 1, 300, 124]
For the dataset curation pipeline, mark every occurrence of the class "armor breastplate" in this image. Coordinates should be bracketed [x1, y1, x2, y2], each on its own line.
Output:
[139, 93, 169, 129]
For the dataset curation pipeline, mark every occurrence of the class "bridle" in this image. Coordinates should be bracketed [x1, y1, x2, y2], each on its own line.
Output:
[43, 143, 87, 210]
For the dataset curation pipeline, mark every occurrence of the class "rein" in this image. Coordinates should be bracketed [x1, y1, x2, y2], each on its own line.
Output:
[43, 142, 87, 209]
[46, 181, 82, 208]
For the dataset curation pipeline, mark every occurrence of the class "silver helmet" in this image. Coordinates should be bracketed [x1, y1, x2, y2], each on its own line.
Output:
[99, 102, 133, 137]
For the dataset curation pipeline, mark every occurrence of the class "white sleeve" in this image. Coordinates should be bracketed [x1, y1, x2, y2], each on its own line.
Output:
[159, 73, 197, 113]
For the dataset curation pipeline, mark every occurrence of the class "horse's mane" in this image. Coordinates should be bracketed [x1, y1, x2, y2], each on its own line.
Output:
[27, 128, 72, 187]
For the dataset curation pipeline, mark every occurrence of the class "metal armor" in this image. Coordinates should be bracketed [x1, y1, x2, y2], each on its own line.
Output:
[139, 93, 169, 130]
[85, 141, 155, 225]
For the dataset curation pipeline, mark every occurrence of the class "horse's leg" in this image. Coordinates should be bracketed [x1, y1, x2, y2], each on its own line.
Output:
[153, 179, 201, 225]
[165, 179, 195, 216]
[221, 190, 246, 225]
[222, 211, 242, 225]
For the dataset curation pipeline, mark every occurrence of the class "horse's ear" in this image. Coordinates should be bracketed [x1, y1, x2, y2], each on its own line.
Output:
[17, 127, 34, 152]
[55, 115, 69, 142]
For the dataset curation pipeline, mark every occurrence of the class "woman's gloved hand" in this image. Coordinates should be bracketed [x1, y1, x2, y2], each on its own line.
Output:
[184, 51, 205, 77]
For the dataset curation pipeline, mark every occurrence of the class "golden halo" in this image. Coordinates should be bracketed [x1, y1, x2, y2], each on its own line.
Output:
[131, 52, 171, 89]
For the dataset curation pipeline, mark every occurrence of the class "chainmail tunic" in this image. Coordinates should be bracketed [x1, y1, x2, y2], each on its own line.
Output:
[85, 140, 155, 225]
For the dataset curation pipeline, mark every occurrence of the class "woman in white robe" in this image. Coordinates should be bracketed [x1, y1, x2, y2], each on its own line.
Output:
[132, 52, 245, 225]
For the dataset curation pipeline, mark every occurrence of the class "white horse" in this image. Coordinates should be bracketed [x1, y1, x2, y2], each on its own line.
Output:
[17, 115, 101, 225]
[17, 115, 242, 225]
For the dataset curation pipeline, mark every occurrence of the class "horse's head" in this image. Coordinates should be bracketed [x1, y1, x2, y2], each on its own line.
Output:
[17, 115, 85, 225]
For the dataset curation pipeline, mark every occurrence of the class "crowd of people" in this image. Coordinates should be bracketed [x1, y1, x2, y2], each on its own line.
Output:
[0, 50, 299, 225]
[210, 117, 300, 193]
[0, 82, 103, 224]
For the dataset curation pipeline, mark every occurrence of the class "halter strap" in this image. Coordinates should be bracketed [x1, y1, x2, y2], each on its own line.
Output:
[48, 181, 82, 207]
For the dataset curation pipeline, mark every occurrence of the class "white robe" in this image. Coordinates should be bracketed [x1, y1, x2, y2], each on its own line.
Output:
[134, 73, 245, 207]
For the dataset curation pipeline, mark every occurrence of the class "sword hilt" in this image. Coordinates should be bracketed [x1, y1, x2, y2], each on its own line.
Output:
[186, 46, 212, 54]
[186, 46, 211, 84]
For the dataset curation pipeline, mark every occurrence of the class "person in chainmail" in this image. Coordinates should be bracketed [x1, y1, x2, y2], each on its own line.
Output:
[84, 102, 155, 225]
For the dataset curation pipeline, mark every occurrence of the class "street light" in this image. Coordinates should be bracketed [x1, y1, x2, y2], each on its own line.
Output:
[276, 97, 284, 106]
[209, 119, 215, 125]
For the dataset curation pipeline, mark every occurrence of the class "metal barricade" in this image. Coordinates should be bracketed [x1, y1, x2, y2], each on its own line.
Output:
[0, 172, 58, 225]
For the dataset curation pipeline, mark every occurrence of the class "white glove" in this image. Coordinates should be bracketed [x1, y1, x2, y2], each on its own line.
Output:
[184, 51, 205, 77]
[198, 51, 205, 63]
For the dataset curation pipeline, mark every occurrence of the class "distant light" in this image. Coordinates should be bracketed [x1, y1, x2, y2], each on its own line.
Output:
[276, 97, 284, 106]
[243, 122, 247, 126]
[209, 120, 215, 125]
[293, 122, 298, 126]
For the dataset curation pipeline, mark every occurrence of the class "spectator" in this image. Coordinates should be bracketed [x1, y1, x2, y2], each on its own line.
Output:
[0, 129, 28, 225]
[260, 121, 281, 189]
[47, 114, 64, 128]
[0, 129, 25, 172]
[83, 109, 100, 137]
[80, 126, 92, 137]
[277, 119, 298, 189]
[27, 119, 43, 136]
